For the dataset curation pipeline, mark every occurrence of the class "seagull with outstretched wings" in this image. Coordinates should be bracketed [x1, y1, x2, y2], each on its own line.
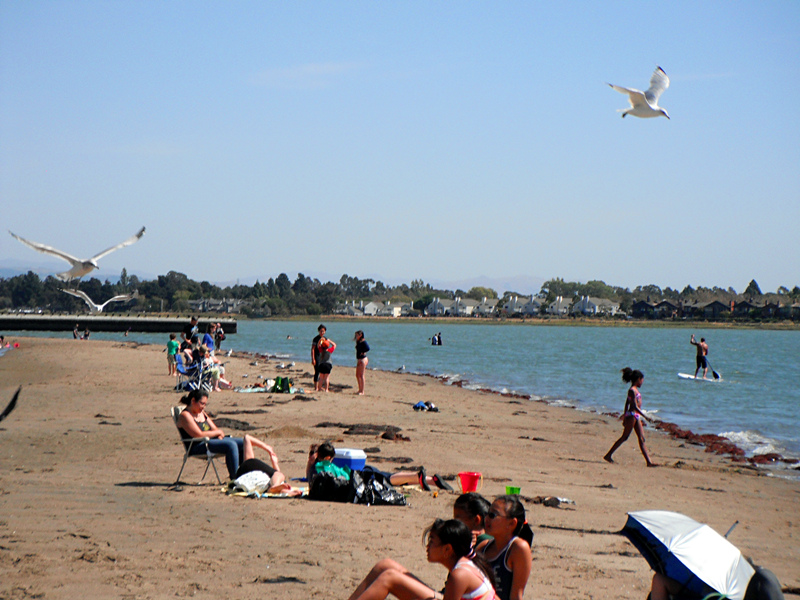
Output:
[61, 288, 137, 313]
[9, 227, 146, 281]
[608, 66, 670, 119]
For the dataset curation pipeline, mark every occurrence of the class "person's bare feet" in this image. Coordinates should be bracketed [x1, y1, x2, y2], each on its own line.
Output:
[603, 454, 614, 464]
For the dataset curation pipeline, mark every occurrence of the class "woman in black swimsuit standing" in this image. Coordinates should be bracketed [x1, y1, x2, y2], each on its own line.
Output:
[354, 330, 370, 395]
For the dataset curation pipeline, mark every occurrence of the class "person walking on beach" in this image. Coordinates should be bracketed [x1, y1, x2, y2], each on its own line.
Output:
[690, 334, 709, 379]
[166, 333, 179, 376]
[603, 367, 657, 467]
[354, 330, 370, 395]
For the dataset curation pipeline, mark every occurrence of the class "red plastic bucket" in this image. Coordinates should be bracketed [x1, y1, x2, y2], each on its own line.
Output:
[457, 472, 482, 493]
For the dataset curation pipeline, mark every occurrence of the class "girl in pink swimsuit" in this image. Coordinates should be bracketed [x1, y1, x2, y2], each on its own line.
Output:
[347, 519, 498, 600]
[603, 367, 657, 467]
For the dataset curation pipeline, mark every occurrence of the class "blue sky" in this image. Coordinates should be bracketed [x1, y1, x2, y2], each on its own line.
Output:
[2, 1, 798, 294]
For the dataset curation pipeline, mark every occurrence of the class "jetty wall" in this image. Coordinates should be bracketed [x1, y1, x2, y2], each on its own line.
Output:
[0, 315, 237, 334]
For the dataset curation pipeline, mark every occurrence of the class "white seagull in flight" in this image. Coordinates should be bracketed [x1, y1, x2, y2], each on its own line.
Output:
[61, 288, 138, 313]
[608, 66, 670, 119]
[9, 227, 146, 281]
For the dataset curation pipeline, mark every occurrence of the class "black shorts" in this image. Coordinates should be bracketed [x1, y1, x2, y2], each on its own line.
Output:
[696, 355, 707, 369]
[317, 363, 333, 375]
[235, 458, 276, 480]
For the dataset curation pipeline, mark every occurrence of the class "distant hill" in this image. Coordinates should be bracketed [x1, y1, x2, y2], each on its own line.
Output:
[0, 258, 155, 284]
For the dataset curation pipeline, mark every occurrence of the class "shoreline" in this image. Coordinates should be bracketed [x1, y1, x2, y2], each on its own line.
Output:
[3, 335, 797, 472]
[0, 337, 797, 599]
[242, 347, 800, 476]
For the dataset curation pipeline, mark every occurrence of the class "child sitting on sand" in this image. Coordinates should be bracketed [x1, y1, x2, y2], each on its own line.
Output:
[347, 519, 498, 600]
[453, 492, 493, 547]
[476, 495, 533, 600]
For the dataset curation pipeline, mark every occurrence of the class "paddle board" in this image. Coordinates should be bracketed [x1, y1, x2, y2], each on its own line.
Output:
[678, 373, 721, 382]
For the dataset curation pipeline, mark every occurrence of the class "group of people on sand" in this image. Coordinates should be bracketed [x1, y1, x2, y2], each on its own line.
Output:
[311, 324, 371, 394]
[349, 492, 533, 600]
[176, 388, 292, 492]
[166, 317, 231, 391]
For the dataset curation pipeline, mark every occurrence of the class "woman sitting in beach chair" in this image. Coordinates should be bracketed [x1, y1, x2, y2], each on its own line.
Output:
[348, 518, 498, 600]
[476, 495, 533, 600]
[176, 389, 284, 483]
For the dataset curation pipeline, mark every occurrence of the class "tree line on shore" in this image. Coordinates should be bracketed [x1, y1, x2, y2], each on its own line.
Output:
[1, 269, 798, 320]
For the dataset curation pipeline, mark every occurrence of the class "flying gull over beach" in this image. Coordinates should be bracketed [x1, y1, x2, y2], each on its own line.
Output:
[608, 66, 670, 119]
[8, 226, 146, 281]
[61, 288, 138, 313]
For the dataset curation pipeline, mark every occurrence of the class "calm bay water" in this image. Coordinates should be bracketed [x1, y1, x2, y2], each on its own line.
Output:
[9, 321, 800, 471]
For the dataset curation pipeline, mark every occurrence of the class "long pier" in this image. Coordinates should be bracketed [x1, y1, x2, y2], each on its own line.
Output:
[0, 315, 237, 334]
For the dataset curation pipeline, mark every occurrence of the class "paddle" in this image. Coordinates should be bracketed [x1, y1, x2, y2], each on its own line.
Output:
[705, 358, 721, 380]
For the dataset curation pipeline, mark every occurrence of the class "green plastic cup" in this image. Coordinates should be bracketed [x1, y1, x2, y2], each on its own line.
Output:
[505, 485, 521, 495]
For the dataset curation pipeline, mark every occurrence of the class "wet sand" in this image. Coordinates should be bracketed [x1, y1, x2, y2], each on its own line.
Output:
[0, 337, 797, 599]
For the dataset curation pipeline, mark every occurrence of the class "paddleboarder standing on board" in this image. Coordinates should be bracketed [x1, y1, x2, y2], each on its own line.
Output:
[690, 335, 709, 379]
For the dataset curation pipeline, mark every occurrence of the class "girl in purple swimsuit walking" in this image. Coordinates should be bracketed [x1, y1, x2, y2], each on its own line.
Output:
[603, 367, 657, 467]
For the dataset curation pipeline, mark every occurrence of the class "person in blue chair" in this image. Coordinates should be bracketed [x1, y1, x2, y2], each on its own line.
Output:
[176, 389, 283, 482]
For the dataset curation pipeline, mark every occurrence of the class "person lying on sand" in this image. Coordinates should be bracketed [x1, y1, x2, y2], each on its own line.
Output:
[306, 442, 453, 491]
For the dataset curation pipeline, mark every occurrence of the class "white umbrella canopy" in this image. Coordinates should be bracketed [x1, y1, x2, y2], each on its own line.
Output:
[623, 510, 755, 600]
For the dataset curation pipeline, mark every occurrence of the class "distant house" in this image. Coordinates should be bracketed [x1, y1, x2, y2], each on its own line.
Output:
[426, 298, 453, 316]
[189, 298, 250, 313]
[732, 299, 760, 318]
[335, 300, 365, 316]
[502, 296, 531, 315]
[631, 300, 656, 319]
[363, 301, 384, 316]
[401, 302, 420, 317]
[377, 302, 403, 318]
[451, 297, 480, 317]
[689, 300, 729, 320]
[571, 296, 620, 317]
[654, 299, 680, 319]
[547, 296, 572, 316]
[522, 297, 545, 316]
[474, 297, 499, 317]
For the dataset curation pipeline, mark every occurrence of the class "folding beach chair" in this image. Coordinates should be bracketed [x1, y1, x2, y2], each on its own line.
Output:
[171, 406, 223, 485]
[175, 353, 212, 392]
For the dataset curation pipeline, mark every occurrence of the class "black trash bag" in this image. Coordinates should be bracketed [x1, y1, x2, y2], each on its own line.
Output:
[308, 469, 356, 503]
[358, 471, 407, 506]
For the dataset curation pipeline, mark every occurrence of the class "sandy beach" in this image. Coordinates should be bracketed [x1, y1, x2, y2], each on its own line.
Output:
[0, 337, 797, 600]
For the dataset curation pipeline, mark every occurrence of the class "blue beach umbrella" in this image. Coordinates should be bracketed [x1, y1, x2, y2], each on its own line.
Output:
[622, 510, 755, 600]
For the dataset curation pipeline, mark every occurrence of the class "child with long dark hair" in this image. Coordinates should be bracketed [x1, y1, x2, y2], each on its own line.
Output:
[603, 367, 657, 466]
[348, 519, 498, 600]
[453, 492, 493, 547]
[476, 495, 533, 600]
